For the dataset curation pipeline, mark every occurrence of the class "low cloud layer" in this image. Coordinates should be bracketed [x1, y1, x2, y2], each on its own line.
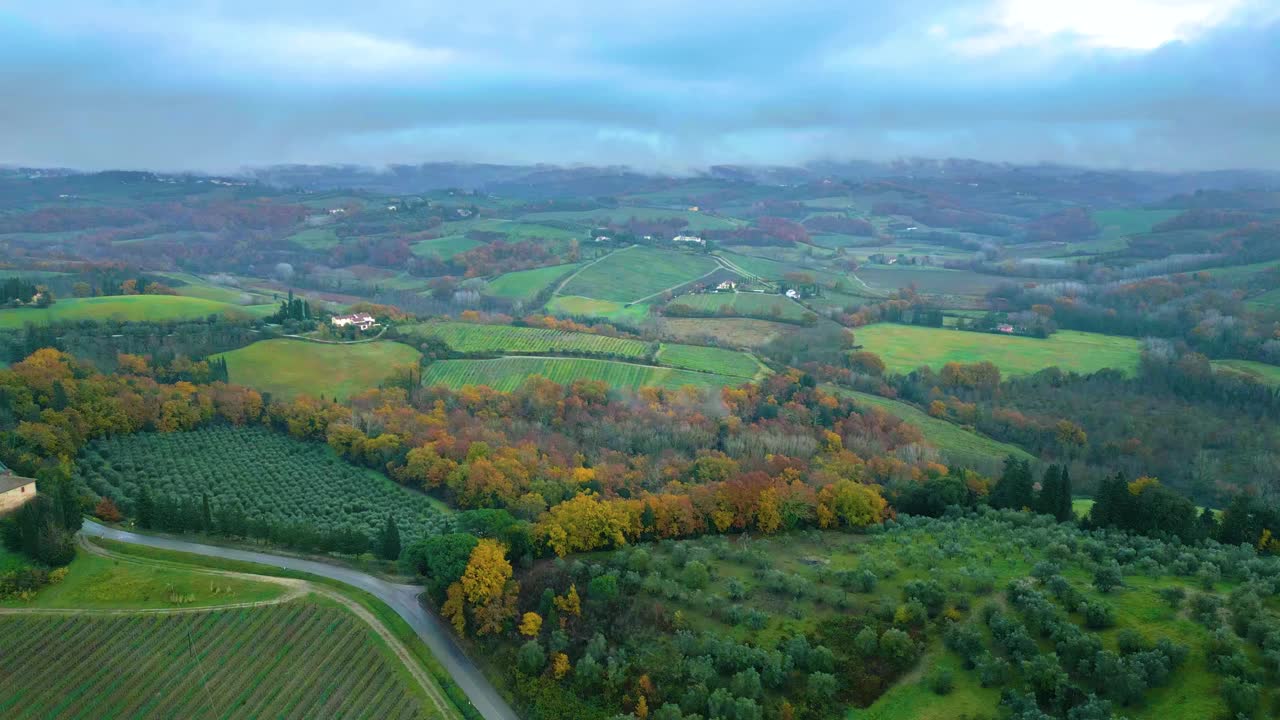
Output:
[1, 0, 1277, 172]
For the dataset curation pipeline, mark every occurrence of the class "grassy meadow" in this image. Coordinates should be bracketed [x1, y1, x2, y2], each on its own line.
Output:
[1212, 359, 1280, 387]
[855, 324, 1142, 376]
[658, 317, 802, 349]
[827, 386, 1034, 467]
[402, 321, 652, 358]
[559, 246, 720, 303]
[411, 234, 482, 258]
[668, 292, 810, 321]
[218, 338, 422, 400]
[421, 356, 742, 392]
[545, 295, 652, 323]
[0, 295, 275, 329]
[483, 263, 580, 301]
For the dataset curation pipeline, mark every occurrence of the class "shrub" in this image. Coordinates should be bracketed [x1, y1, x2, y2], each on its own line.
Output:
[927, 668, 955, 695]
[1079, 600, 1115, 630]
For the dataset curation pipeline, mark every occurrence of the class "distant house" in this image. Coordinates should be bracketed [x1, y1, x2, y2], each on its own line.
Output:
[716, 280, 737, 291]
[0, 463, 37, 514]
[386, 205, 398, 211]
[996, 323, 1015, 334]
[672, 235, 705, 245]
[327, 208, 346, 215]
[331, 313, 377, 331]
[885, 257, 899, 265]
[785, 289, 801, 299]
[594, 235, 612, 243]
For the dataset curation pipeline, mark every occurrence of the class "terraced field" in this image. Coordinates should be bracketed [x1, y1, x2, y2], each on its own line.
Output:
[559, 246, 720, 302]
[402, 322, 651, 358]
[0, 295, 276, 329]
[667, 291, 809, 320]
[421, 357, 742, 392]
[218, 339, 422, 401]
[0, 602, 440, 719]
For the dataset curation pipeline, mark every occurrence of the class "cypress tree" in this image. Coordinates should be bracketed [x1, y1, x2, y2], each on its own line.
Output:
[1035, 465, 1061, 518]
[379, 514, 402, 561]
[1056, 466, 1073, 522]
[137, 486, 155, 529]
[202, 493, 214, 533]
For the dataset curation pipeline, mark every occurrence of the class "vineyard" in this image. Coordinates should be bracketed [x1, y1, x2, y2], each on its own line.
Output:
[401, 322, 652, 359]
[0, 602, 439, 719]
[75, 426, 452, 542]
[655, 343, 764, 379]
[219, 339, 423, 401]
[420, 357, 742, 392]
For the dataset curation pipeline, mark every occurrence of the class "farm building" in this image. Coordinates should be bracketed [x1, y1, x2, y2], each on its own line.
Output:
[672, 235, 705, 245]
[331, 313, 377, 331]
[785, 289, 801, 299]
[0, 462, 37, 514]
[716, 281, 737, 291]
[997, 323, 1015, 334]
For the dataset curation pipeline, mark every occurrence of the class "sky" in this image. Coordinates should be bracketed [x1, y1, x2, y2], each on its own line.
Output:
[1, 0, 1278, 173]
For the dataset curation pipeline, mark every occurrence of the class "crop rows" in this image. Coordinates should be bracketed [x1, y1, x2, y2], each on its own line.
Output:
[0, 602, 435, 719]
[76, 426, 451, 542]
[560, 246, 720, 302]
[420, 356, 738, 392]
[404, 322, 651, 358]
[655, 343, 762, 379]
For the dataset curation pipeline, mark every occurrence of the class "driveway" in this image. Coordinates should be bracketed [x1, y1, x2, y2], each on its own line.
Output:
[80, 520, 520, 720]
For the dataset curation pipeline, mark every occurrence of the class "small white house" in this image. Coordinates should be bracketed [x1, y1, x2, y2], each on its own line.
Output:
[328, 208, 346, 215]
[594, 235, 612, 243]
[331, 313, 377, 331]
[716, 281, 737, 291]
[672, 235, 705, 245]
[996, 323, 1015, 334]
[386, 205, 398, 211]
[785, 289, 800, 299]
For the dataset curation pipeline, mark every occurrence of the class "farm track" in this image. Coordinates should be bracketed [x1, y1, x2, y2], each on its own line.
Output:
[79, 520, 519, 720]
[3, 536, 463, 720]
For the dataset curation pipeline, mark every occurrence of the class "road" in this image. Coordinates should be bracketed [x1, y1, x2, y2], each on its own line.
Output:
[80, 520, 520, 720]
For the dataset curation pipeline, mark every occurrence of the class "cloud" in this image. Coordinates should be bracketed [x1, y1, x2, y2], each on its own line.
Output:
[0, 0, 1276, 172]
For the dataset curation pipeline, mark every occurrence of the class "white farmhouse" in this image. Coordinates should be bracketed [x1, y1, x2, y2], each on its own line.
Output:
[331, 313, 377, 331]
[672, 235, 704, 245]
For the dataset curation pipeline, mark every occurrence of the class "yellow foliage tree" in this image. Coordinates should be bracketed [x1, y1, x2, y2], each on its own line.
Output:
[551, 652, 571, 680]
[519, 612, 543, 637]
[756, 488, 782, 534]
[816, 480, 888, 529]
[539, 493, 632, 557]
[443, 582, 466, 635]
[553, 584, 581, 618]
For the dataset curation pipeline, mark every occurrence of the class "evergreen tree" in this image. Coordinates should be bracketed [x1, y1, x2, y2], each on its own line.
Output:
[137, 485, 155, 529]
[202, 493, 214, 533]
[1056, 466, 1073, 522]
[379, 513, 402, 561]
[1035, 465, 1061, 518]
[55, 479, 83, 533]
[990, 457, 1034, 511]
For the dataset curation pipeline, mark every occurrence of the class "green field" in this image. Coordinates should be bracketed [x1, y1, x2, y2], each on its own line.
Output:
[827, 386, 1034, 467]
[1092, 209, 1181, 241]
[411, 235, 482, 258]
[285, 226, 341, 249]
[218, 338, 422, 401]
[667, 291, 809, 321]
[1211, 359, 1280, 386]
[0, 548, 285, 610]
[1246, 287, 1280, 311]
[659, 317, 802, 349]
[656, 343, 764, 379]
[77, 426, 452, 542]
[520, 206, 741, 232]
[483, 263, 580, 301]
[545, 295, 652, 323]
[0, 601, 439, 719]
[855, 324, 1142, 376]
[158, 272, 271, 305]
[0, 295, 275, 329]
[421, 357, 742, 392]
[402, 321, 651, 358]
[559, 246, 720, 303]
[855, 266, 1021, 297]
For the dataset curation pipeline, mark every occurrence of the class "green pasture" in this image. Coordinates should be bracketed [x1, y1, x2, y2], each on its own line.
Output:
[421, 356, 741, 392]
[855, 324, 1142, 376]
[0, 295, 274, 329]
[483, 263, 581, 301]
[218, 339, 422, 401]
[559, 246, 720, 303]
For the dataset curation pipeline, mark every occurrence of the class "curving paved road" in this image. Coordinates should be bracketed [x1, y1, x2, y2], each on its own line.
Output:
[80, 520, 520, 720]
